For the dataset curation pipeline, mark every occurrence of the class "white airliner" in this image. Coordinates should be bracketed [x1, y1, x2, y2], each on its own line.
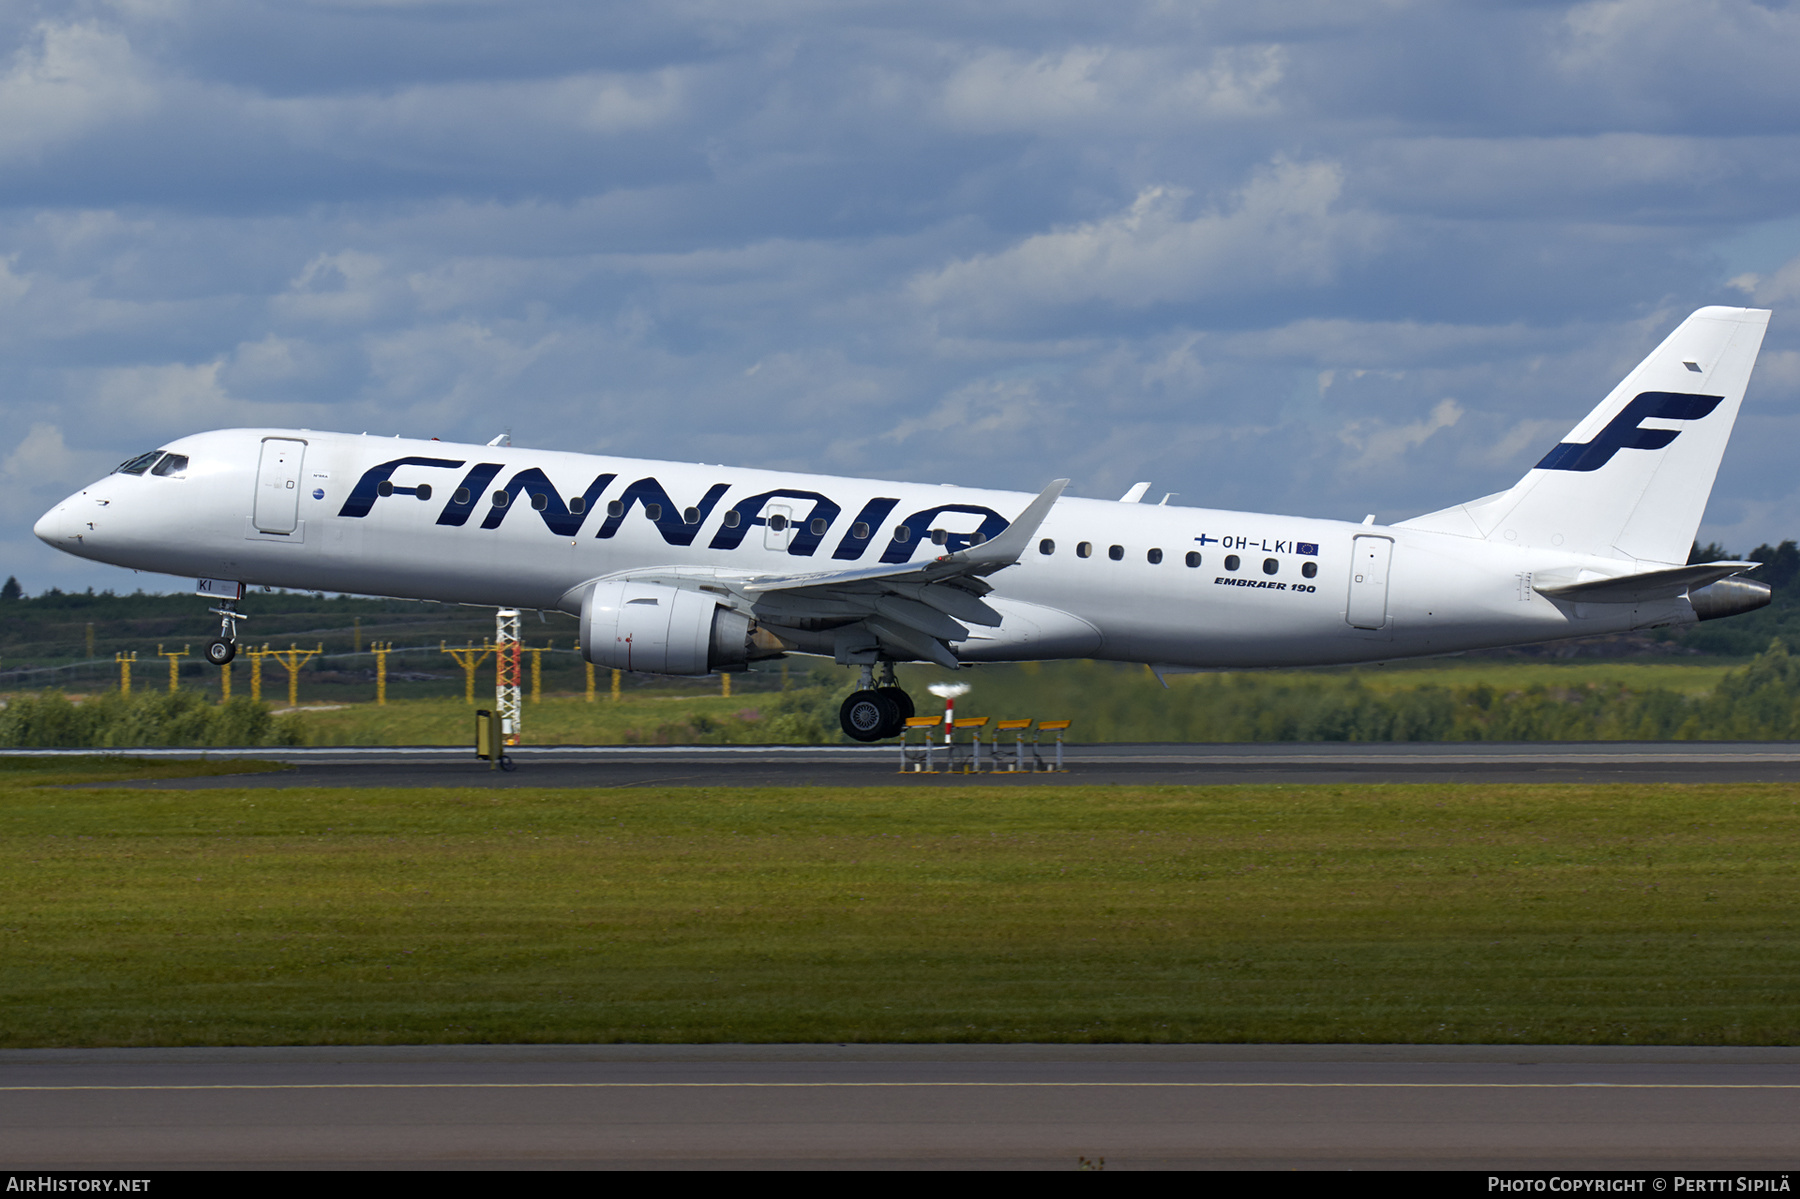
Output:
[35, 305, 1775, 740]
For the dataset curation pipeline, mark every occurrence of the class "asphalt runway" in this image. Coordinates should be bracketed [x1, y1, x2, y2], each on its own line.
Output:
[3, 1044, 1798, 1170]
[27, 741, 1800, 787]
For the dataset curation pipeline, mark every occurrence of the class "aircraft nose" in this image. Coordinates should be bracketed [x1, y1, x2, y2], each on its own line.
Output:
[33, 503, 66, 545]
[33, 493, 76, 547]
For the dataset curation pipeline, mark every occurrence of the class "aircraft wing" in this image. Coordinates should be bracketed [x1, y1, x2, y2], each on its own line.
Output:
[737, 478, 1068, 668]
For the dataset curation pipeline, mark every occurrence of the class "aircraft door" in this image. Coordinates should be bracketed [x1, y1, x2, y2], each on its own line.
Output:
[253, 438, 307, 534]
[763, 504, 794, 552]
[1346, 535, 1393, 630]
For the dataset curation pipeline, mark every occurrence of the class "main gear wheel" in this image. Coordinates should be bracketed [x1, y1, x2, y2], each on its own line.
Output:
[840, 689, 899, 742]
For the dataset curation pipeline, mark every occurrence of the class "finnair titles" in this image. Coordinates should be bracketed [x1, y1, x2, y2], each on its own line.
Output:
[36, 306, 1777, 740]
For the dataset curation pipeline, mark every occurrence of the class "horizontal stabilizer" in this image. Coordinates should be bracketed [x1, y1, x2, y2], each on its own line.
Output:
[1533, 560, 1759, 604]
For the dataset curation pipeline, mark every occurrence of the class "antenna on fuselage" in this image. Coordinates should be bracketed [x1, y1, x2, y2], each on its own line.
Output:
[487, 430, 511, 447]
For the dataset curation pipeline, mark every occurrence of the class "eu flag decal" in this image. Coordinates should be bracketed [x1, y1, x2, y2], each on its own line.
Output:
[1297, 542, 1319, 556]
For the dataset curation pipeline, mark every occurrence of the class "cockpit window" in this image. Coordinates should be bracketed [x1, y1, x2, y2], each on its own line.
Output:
[150, 454, 189, 477]
[115, 451, 163, 476]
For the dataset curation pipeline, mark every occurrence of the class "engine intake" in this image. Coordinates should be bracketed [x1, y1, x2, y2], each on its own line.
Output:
[578, 580, 781, 675]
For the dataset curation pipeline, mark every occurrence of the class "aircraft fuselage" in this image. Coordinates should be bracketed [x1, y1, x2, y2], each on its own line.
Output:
[34, 427, 1690, 670]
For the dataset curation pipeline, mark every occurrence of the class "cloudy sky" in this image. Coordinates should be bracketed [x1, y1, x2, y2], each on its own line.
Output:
[6, 0, 1800, 593]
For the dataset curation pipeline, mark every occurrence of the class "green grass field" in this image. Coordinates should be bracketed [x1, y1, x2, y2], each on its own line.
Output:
[263, 657, 1751, 747]
[3, 759, 1796, 1047]
[282, 693, 793, 746]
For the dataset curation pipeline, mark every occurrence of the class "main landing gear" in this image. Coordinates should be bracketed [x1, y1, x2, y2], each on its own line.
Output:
[204, 598, 247, 666]
[839, 662, 915, 742]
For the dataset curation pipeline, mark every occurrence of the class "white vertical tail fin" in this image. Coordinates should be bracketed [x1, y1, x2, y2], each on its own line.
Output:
[1399, 306, 1771, 564]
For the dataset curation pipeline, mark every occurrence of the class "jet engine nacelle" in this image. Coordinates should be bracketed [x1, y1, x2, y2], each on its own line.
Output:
[1689, 577, 1773, 622]
[578, 580, 771, 675]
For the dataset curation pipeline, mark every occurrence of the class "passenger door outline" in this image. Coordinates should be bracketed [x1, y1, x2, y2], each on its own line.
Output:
[1346, 535, 1393, 630]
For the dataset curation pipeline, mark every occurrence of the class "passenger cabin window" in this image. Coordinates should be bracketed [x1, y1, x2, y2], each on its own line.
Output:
[1076, 541, 1092, 558]
[1224, 554, 1240, 571]
[568, 496, 584, 514]
[378, 480, 395, 497]
[644, 503, 662, 521]
[851, 522, 870, 539]
[689, 507, 705, 525]
[115, 451, 162, 476]
[1262, 557, 1278, 575]
[531, 493, 548, 510]
[1147, 548, 1162, 564]
[1108, 544, 1123, 561]
[453, 488, 471, 505]
[415, 484, 432, 501]
[766, 513, 786, 531]
[1039, 538, 1055, 555]
[723, 509, 741, 528]
[1302, 561, 1318, 579]
[606, 500, 623, 517]
[810, 517, 827, 536]
[929, 528, 946, 545]
[894, 525, 911, 543]
[1185, 551, 1201, 568]
[150, 454, 188, 477]
[492, 491, 509, 508]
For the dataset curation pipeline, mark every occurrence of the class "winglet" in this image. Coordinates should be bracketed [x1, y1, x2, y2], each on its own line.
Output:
[942, 478, 1068, 575]
[741, 478, 1068, 595]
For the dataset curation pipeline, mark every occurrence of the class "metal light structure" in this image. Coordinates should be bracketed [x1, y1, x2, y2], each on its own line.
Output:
[495, 608, 522, 744]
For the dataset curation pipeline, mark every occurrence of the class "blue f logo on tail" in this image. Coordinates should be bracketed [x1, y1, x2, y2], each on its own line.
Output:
[1535, 391, 1723, 473]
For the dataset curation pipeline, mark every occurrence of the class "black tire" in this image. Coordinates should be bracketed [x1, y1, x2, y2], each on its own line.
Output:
[205, 638, 237, 666]
[840, 690, 898, 742]
[876, 687, 913, 737]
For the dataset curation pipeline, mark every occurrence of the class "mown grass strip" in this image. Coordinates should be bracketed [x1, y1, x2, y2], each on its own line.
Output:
[2, 772, 1797, 1047]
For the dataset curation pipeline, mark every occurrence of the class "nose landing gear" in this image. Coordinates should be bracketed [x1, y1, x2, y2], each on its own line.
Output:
[838, 662, 915, 742]
[204, 594, 247, 666]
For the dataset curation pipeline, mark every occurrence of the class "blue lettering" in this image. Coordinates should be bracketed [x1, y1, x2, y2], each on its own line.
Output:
[708, 489, 842, 556]
[338, 456, 465, 518]
[833, 498, 901, 560]
[435, 463, 505, 527]
[879, 504, 1008, 564]
[479, 468, 616, 536]
[595, 478, 730, 546]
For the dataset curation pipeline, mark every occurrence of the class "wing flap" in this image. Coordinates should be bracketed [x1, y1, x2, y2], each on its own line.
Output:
[873, 594, 969, 642]
[740, 477, 1067, 666]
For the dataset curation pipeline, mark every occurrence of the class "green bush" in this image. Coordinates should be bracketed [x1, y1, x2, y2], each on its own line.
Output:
[0, 690, 303, 748]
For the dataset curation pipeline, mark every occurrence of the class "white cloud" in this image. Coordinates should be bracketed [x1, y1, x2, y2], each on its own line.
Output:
[912, 160, 1381, 327]
[0, 21, 158, 162]
[940, 43, 1285, 133]
[1732, 254, 1800, 307]
[0, 422, 111, 536]
[1336, 397, 1462, 477]
[2, 422, 79, 486]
